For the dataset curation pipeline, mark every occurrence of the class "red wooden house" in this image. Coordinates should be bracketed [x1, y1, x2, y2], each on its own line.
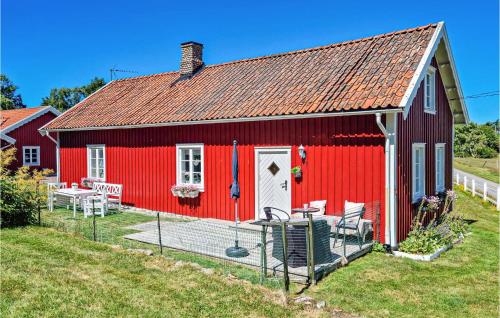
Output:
[1, 106, 60, 171]
[40, 22, 468, 247]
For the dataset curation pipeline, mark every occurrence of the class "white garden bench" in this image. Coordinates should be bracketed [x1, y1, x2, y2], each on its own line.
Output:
[92, 182, 123, 210]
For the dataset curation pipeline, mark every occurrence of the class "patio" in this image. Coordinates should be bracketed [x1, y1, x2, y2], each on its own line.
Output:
[124, 216, 374, 282]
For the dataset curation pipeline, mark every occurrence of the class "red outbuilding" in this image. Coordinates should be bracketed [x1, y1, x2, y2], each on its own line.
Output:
[40, 22, 468, 246]
[1, 106, 60, 172]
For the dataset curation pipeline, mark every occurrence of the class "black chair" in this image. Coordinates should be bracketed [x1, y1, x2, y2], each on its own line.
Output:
[332, 207, 365, 250]
[262, 207, 290, 222]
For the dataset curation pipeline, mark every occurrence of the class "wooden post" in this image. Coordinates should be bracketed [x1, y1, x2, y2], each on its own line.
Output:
[280, 223, 289, 293]
[483, 182, 488, 201]
[157, 213, 163, 255]
[307, 214, 315, 285]
[472, 180, 476, 197]
[496, 188, 500, 211]
[463, 176, 467, 191]
[36, 181, 41, 226]
[260, 225, 268, 284]
[92, 199, 96, 241]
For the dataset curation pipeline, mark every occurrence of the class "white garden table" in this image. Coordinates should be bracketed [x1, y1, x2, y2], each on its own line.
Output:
[54, 188, 97, 218]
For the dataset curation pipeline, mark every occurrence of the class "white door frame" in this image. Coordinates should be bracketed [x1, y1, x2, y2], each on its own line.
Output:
[254, 146, 292, 220]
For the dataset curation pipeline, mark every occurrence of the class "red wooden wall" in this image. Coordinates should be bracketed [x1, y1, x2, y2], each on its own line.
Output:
[59, 115, 387, 241]
[7, 112, 58, 172]
[396, 58, 453, 242]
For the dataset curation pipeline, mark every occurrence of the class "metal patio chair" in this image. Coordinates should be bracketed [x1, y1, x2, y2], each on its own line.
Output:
[262, 206, 290, 222]
[332, 207, 366, 250]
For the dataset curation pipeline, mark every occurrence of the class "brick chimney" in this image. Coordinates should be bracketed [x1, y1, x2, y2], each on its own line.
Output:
[180, 41, 204, 77]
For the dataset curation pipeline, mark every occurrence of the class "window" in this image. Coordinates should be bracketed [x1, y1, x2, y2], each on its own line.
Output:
[87, 145, 105, 179]
[412, 143, 426, 201]
[435, 144, 445, 192]
[176, 144, 204, 190]
[424, 66, 436, 113]
[23, 146, 40, 166]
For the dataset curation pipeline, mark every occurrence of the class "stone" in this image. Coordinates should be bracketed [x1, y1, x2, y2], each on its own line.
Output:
[127, 248, 154, 256]
[201, 268, 214, 275]
[316, 300, 326, 309]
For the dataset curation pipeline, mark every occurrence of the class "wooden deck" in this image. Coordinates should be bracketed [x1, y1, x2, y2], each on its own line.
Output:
[124, 218, 373, 282]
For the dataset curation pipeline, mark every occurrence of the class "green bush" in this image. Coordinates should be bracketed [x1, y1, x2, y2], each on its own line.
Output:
[0, 177, 37, 227]
[399, 227, 443, 254]
[0, 148, 50, 228]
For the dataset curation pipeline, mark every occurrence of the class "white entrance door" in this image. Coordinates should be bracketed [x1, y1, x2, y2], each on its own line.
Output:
[255, 147, 292, 220]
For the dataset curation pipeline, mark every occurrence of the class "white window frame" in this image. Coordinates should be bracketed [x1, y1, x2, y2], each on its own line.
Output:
[86, 144, 106, 180]
[176, 143, 205, 191]
[435, 143, 446, 193]
[424, 66, 436, 114]
[412, 143, 426, 202]
[22, 146, 40, 166]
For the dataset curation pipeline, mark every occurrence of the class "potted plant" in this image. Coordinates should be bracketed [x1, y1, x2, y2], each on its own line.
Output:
[80, 177, 102, 189]
[291, 166, 302, 179]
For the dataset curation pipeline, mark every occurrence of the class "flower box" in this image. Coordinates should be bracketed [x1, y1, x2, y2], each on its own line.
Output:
[171, 184, 200, 198]
[392, 233, 467, 262]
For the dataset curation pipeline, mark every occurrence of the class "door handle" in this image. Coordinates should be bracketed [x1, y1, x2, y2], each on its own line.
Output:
[280, 180, 288, 191]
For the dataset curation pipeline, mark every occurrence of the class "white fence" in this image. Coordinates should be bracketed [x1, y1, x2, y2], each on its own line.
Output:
[455, 171, 500, 211]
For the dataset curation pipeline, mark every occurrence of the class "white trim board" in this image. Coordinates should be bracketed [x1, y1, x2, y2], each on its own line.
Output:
[0, 132, 16, 144]
[2, 106, 61, 135]
[400, 22, 468, 124]
[39, 109, 403, 133]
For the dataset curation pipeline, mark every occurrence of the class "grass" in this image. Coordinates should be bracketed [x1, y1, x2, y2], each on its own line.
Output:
[40, 208, 285, 289]
[1, 226, 306, 318]
[305, 187, 499, 318]
[454, 157, 499, 183]
[2, 189, 498, 317]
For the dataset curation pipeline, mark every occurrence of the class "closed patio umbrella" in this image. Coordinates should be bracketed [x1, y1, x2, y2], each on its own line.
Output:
[225, 140, 249, 258]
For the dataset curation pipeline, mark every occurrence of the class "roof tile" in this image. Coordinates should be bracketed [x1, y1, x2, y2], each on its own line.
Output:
[45, 24, 437, 130]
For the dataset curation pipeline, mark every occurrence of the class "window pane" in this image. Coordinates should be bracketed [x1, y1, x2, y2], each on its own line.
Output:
[32, 153, 37, 162]
[91, 168, 97, 178]
[98, 149, 104, 159]
[98, 169, 104, 179]
[192, 173, 201, 184]
[91, 149, 97, 160]
[98, 159, 104, 170]
[181, 149, 190, 160]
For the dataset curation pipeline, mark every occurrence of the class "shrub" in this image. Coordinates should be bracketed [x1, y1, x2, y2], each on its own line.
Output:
[0, 149, 51, 227]
[399, 190, 468, 255]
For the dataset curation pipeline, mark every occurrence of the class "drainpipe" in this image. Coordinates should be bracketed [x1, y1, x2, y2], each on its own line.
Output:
[376, 113, 397, 248]
[41, 130, 60, 182]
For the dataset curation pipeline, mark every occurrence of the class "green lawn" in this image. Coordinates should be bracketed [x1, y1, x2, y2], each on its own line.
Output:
[1, 189, 498, 317]
[455, 157, 499, 183]
[1, 226, 307, 318]
[305, 188, 499, 318]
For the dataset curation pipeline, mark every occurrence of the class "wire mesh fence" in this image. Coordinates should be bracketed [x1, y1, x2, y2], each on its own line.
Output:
[40, 195, 380, 292]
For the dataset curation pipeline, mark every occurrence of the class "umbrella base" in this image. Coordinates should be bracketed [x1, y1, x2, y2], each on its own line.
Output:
[225, 243, 249, 258]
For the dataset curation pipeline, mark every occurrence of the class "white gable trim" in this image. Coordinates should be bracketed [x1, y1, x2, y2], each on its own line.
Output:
[0, 132, 16, 144]
[2, 106, 61, 135]
[400, 22, 469, 123]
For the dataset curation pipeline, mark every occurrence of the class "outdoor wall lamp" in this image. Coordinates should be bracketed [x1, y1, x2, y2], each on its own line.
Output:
[298, 144, 306, 161]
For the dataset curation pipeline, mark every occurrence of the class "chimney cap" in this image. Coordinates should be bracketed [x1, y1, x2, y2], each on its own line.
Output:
[181, 41, 203, 47]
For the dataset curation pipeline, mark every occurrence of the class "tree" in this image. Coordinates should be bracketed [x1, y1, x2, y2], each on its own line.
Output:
[454, 122, 499, 158]
[41, 77, 106, 112]
[1, 74, 26, 110]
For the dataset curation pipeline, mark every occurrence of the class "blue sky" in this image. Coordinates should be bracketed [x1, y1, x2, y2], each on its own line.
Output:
[2, 0, 498, 123]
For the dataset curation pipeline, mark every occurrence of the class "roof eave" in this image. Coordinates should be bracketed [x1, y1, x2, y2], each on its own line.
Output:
[40, 108, 403, 133]
[1, 106, 61, 135]
[399, 21, 469, 124]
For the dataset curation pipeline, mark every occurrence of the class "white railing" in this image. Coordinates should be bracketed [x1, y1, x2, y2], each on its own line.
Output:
[455, 171, 500, 211]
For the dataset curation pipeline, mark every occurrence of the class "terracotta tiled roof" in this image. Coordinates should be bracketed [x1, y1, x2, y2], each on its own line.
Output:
[44, 24, 438, 130]
[1, 106, 50, 130]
